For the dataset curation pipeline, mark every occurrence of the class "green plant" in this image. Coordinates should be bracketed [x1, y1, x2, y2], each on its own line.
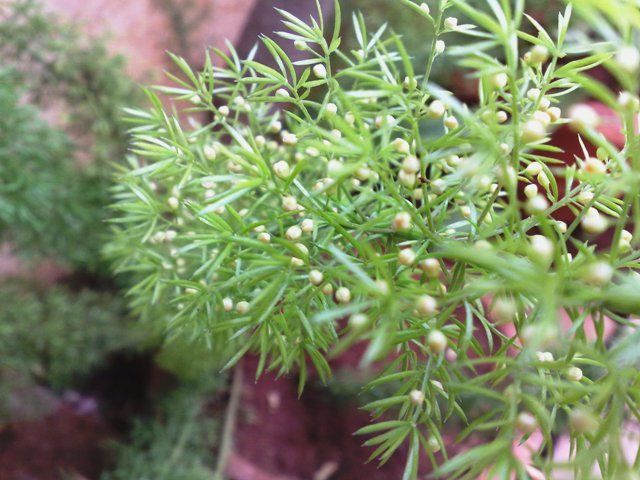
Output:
[0, 0, 140, 270]
[108, 0, 640, 477]
[101, 377, 223, 480]
[0, 284, 135, 400]
[0, 69, 109, 267]
[0, 0, 139, 171]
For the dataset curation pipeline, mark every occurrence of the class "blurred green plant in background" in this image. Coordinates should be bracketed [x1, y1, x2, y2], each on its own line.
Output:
[101, 378, 223, 480]
[0, 0, 140, 270]
[0, 1, 228, 478]
[0, 284, 135, 404]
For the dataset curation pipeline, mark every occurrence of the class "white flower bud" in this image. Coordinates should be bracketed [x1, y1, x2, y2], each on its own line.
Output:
[290, 257, 304, 267]
[530, 235, 554, 263]
[583, 261, 613, 286]
[524, 184, 539, 199]
[398, 170, 416, 188]
[444, 116, 459, 129]
[269, 120, 282, 133]
[516, 412, 538, 434]
[435, 40, 445, 54]
[539, 97, 551, 110]
[313, 63, 328, 79]
[294, 39, 307, 51]
[374, 280, 389, 295]
[578, 190, 594, 204]
[427, 436, 441, 452]
[273, 160, 291, 179]
[524, 162, 542, 177]
[222, 297, 234, 311]
[537, 171, 550, 190]
[355, 167, 371, 181]
[427, 330, 447, 353]
[495, 111, 508, 123]
[418, 258, 440, 277]
[325, 102, 338, 116]
[428, 100, 446, 119]
[203, 144, 217, 160]
[460, 205, 472, 219]
[416, 295, 438, 317]
[402, 155, 421, 173]
[432, 178, 446, 195]
[582, 157, 606, 175]
[615, 45, 640, 73]
[301, 219, 314, 233]
[491, 297, 518, 323]
[294, 243, 309, 257]
[445, 348, 458, 362]
[444, 16, 458, 29]
[536, 351, 554, 363]
[255, 135, 266, 148]
[392, 138, 411, 154]
[566, 366, 583, 382]
[392, 212, 412, 231]
[218, 105, 230, 117]
[527, 195, 549, 213]
[168, 196, 180, 210]
[286, 225, 302, 240]
[497, 165, 517, 187]
[521, 119, 546, 143]
[349, 313, 369, 330]
[398, 248, 416, 266]
[547, 106, 561, 122]
[409, 389, 425, 406]
[403, 76, 417, 90]
[533, 110, 551, 127]
[322, 283, 333, 295]
[309, 270, 324, 286]
[527, 45, 549, 65]
[335, 286, 351, 303]
[276, 88, 290, 98]
[556, 221, 567, 234]
[344, 111, 355, 125]
[568, 104, 600, 131]
[581, 210, 607, 234]
[282, 132, 298, 146]
[419, 2, 430, 14]
[618, 91, 640, 110]
[490, 73, 508, 89]
[236, 301, 250, 314]
[303, 147, 318, 158]
[527, 88, 541, 101]
[257, 232, 271, 243]
[282, 195, 298, 211]
[570, 409, 598, 434]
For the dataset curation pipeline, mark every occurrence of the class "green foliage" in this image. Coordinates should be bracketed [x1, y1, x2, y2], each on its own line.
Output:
[101, 378, 222, 480]
[0, 0, 140, 171]
[0, 69, 117, 268]
[0, 0, 140, 269]
[108, 0, 640, 477]
[0, 284, 135, 395]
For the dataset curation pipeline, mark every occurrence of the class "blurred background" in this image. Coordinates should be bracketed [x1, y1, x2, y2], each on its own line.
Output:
[0, 1, 571, 479]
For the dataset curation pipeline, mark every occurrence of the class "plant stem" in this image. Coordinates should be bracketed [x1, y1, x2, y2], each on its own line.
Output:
[214, 365, 244, 479]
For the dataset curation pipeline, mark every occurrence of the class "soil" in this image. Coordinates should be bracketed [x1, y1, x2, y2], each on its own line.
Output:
[0, 402, 112, 480]
[228, 354, 433, 480]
